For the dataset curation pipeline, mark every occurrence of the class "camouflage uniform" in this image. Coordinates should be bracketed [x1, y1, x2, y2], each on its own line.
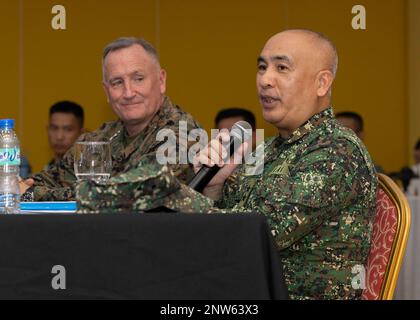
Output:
[43, 159, 59, 172]
[76, 107, 377, 300]
[22, 96, 201, 201]
[217, 107, 377, 299]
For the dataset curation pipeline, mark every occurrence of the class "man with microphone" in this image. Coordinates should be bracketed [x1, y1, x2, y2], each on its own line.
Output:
[192, 29, 377, 300]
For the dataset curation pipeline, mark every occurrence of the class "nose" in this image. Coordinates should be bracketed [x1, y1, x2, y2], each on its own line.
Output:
[56, 129, 65, 141]
[123, 81, 136, 99]
[257, 69, 275, 89]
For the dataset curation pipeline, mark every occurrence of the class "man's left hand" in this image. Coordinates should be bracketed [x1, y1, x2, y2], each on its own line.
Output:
[19, 178, 34, 195]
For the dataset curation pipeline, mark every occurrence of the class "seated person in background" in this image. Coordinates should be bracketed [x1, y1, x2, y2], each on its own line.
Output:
[335, 111, 384, 173]
[215, 107, 257, 150]
[193, 29, 377, 299]
[391, 139, 420, 191]
[19, 155, 32, 179]
[45, 101, 85, 171]
[20, 37, 201, 201]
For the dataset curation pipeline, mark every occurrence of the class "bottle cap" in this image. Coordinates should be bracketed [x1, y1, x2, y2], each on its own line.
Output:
[0, 119, 15, 129]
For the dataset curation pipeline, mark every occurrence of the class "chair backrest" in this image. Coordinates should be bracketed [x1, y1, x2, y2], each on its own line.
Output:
[361, 173, 411, 300]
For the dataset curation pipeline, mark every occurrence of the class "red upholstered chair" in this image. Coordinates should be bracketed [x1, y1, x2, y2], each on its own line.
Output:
[361, 173, 411, 300]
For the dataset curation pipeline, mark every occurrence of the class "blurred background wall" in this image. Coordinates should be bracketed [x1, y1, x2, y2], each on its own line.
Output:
[0, 0, 416, 173]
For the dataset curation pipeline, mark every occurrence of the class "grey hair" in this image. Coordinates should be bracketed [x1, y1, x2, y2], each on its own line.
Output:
[102, 37, 160, 66]
[312, 30, 338, 78]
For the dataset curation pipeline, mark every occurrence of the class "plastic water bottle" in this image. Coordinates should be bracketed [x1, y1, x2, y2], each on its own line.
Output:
[0, 119, 21, 214]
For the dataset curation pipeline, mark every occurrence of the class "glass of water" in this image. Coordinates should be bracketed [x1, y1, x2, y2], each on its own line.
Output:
[74, 141, 112, 183]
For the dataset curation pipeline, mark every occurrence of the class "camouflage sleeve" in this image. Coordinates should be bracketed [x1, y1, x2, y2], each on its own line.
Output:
[167, 163, 195, 185]
[231, 138, 376, 250]
[26, 130, 100, 201]
[22, 152, 76, 201]
[76, 155, 215, 213]
[216, 139, 269, 209]
[215, 174, 242, 209]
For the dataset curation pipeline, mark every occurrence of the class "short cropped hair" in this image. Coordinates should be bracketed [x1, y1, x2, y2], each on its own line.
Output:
[215, 108, 256, 130]
[49, 101, 84, 128]
[102, 37, 160, 65]
[335, 111, 364, 134]
[289, 29, 338, 78]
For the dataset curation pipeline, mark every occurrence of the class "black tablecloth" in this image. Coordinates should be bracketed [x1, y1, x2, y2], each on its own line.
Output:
[0, 213, 288, 299]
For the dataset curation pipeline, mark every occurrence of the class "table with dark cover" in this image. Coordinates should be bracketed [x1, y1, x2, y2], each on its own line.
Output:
[0, 213, 288, 299]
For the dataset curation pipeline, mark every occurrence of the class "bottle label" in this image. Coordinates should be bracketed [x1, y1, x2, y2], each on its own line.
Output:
[0, 148, 21, 166]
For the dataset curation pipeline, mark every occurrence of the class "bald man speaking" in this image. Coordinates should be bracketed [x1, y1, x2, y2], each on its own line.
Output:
[194, 29, 378, 299]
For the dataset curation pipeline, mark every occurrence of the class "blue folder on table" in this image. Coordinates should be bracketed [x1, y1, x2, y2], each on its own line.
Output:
[20, 202, 77, 213]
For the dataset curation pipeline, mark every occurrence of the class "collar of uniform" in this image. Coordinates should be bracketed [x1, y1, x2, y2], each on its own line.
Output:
[146, 95, 173, 133]
[48, 158, 57, 166]
[277, 107, 333, 146]
[44, 158, 59, 171]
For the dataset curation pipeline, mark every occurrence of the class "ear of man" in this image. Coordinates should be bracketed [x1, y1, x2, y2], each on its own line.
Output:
[316, 70, 334, 97]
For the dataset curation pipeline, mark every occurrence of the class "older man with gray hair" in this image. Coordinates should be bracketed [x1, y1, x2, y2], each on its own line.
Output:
[20, 37, 201, 201]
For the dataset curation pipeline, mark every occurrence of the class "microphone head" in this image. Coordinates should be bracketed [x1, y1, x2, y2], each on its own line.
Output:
[231, 121, 253, 142]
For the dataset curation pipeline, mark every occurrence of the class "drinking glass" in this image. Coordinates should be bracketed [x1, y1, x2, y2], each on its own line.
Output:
[74, 142, 112, 183]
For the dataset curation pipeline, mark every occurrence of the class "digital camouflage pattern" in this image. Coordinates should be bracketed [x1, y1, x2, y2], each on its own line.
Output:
[76, 154, 214, 213]
[217, 107, 378, 299]
[23, 96, 201, 201]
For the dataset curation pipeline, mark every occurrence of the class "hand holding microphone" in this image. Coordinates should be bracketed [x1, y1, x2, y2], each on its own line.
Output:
[190, 121, 252, 197]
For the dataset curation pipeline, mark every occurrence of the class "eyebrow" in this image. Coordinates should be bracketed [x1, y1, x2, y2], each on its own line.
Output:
[274, 55, 292, 64]
[257, 56, 267, 64]
[257, 55, 294, 66]
[49, 124, 75, 129]
[108, 70, 145, 81]
[107, 76, 122, 83]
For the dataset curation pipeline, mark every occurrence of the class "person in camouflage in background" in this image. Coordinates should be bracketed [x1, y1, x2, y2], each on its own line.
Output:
[19, 37, 201, 201]
[192, 29, 378, 299]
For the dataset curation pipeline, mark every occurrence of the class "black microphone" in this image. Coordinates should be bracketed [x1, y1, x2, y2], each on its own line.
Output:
[188, 121, 253, 193]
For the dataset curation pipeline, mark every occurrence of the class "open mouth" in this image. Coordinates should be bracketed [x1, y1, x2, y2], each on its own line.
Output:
[260, 95, 280, 105]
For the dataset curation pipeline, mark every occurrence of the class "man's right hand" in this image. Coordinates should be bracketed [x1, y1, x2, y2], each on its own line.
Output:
[192, 131, 248, 201]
